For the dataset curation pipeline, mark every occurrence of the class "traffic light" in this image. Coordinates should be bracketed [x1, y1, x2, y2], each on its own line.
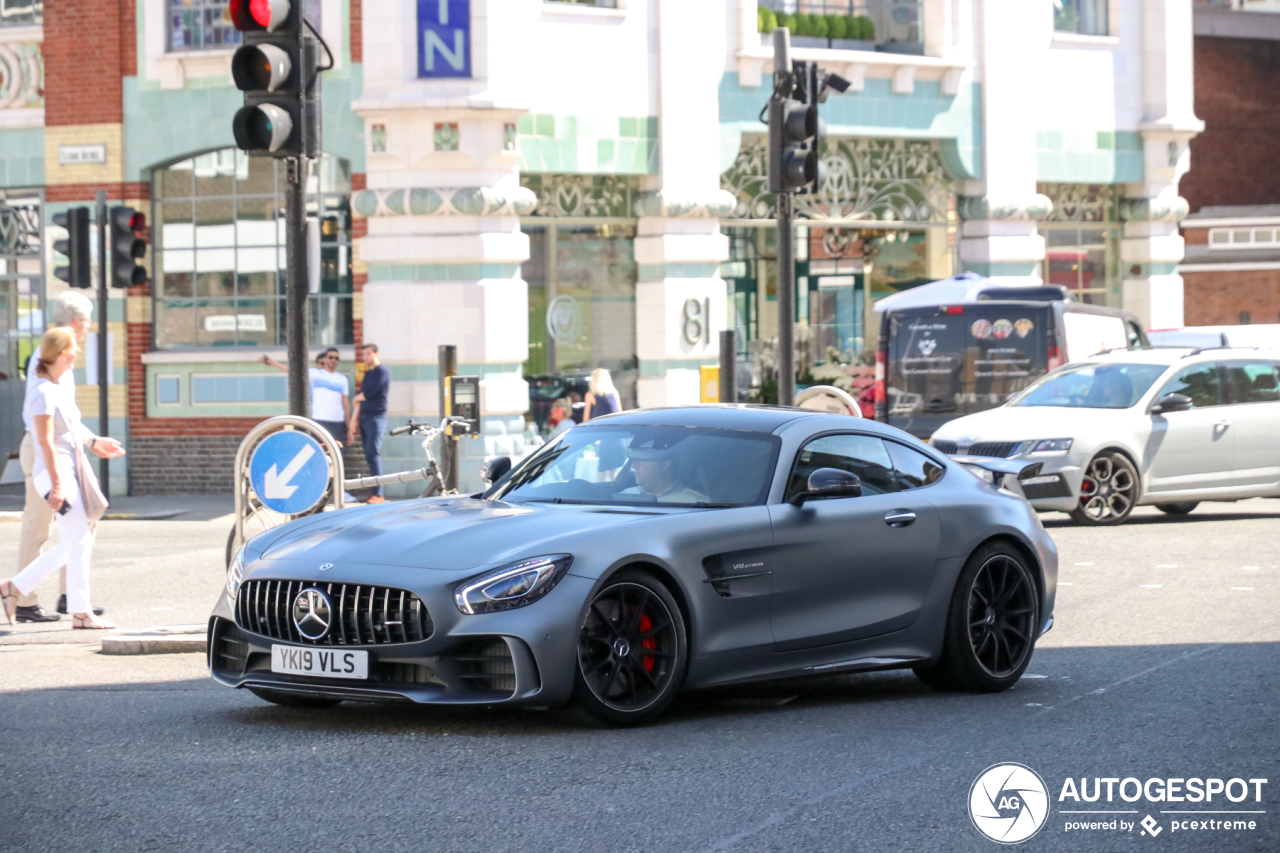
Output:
[52, 207, 91, 289]
[231, 0, 302, 156]
[767, 61, 827, 194]
[110, 206, 148, 288]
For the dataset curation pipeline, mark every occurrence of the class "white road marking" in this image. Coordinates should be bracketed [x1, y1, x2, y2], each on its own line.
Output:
[1242, 566, 1261, 571]
[1025, 703, 1043, 707]
[1156, 563, 1178, 568]
[1023, 674, 1048, 679]
[1074, 562, 1094, 566]
[1140, 584, 1163, 588]
[1059, 582, 1074, 586]
[150, 607, 174, 611]
[1232, 587, 1254, 591]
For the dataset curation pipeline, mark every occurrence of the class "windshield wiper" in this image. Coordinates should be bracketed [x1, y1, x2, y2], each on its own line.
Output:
[522, 498, 601, 505]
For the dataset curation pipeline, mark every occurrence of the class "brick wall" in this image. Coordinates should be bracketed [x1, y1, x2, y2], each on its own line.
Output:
[43, 0, 125, 127]
[350, 0, 362, 63]
[128, 435, 246, 495]
[1183, 270, 1280, 326]
[1183, 37, 1280, 212]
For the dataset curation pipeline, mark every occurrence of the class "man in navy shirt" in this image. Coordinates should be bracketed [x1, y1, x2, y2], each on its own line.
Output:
[350, 343, 391, 503]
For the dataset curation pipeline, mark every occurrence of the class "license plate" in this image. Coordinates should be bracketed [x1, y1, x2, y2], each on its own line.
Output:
[271, 645, 368, 680]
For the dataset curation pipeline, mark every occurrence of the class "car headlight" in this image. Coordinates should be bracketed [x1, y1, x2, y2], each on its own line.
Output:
[454, 555, 573, 615]
[227, 545, 246, 597]
[1026, 438, 1072, 455]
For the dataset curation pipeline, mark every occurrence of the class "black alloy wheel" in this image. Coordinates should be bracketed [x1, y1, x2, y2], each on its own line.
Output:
[1156, 502, 1199, 516]
[568, 571, 687, 726]
[248, 687, 342, 709]
[915, 541, 1039, 692]
[1071, 451, 1139, 526]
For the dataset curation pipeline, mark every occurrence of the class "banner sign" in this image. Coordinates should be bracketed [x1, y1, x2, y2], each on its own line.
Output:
[418, 0, 471, 78]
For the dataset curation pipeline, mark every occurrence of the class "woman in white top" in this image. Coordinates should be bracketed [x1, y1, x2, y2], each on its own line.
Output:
[2, 328, 115, 629]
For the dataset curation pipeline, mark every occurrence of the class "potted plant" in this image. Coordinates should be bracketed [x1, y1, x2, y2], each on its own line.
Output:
[790, 13, 830, 48]
[757, 5, 777, 35]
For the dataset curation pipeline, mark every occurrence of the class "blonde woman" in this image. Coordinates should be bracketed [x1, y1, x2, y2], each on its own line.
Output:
[583, 368, 621, 422]
[2, 328, 115, 629]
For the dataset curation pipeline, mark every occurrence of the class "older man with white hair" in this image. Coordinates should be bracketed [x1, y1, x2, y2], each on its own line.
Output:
[13, 291, 125, 622]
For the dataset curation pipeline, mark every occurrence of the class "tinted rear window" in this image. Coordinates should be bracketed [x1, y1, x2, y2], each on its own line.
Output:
[887, 306, 1050, 432]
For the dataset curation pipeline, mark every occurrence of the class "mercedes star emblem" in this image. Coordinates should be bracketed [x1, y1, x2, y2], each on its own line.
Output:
[292, 588, 333, 641]
[319, 563, 334, 572]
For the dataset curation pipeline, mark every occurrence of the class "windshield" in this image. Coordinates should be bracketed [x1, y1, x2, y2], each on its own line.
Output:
[492, 424, 780, 507]
[1008, 362, 1168, 409]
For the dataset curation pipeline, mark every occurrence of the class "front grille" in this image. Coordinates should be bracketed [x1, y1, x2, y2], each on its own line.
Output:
[212, 619, 248, 675]
[931, 440, 958, 455]
[968, 441, 1019, 458]
[454, 640, 517, 693]
[236, 580, 433, 646]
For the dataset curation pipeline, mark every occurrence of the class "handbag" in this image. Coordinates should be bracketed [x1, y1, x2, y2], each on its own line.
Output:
[73, 441, 108, 523]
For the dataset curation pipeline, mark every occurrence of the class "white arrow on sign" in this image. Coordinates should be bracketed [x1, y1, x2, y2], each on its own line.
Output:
[263, 444, 317, 500]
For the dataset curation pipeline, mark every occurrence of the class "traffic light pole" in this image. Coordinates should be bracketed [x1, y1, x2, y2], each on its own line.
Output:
[776, 190, 795, 408]
[285, 157, 310, 418]
[95, 189, 110, 498]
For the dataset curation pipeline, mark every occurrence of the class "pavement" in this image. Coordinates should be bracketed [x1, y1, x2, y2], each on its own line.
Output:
[0, 498, 1277, 852]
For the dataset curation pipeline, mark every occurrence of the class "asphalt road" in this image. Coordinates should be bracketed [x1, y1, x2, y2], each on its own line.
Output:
[2, 500, 1277, 852]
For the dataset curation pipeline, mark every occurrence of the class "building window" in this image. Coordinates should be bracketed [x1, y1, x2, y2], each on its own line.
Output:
[167, 0, 321, 51]
[1208, 226, 1280, 248]
[1054, 0, 1108, 36]
[151, 148, 354, 349]
[192, 374, 288, 403]
[156, 375, 182, 404]
[0, 0, 40, 27]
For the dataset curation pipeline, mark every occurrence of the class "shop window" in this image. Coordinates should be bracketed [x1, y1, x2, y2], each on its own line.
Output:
[1042, 226, 1117, 306]
[521, 223, 638, 411]
[167, 0, 320, 51]
[151, 149, 353, 349]
[1054, 0, 1108, 36]
[0, 0, 40, 27]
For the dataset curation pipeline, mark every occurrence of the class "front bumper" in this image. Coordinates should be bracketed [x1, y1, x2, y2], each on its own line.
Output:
[207, 571, 592, 706]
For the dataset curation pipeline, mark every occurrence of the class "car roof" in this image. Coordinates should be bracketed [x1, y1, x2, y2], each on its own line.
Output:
[593, 405, 830, 433]
[1088, 347, 1280, 366]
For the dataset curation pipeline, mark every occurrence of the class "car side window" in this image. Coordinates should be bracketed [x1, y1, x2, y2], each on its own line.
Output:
[1224, 361, 1280, 405]
[785, 434, 897, 501]
[885, 441, 945, 490]
[1157, 363, 1222, 409]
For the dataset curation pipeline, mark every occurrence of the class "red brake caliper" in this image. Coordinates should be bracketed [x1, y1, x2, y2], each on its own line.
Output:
[639, 613, 656, 672]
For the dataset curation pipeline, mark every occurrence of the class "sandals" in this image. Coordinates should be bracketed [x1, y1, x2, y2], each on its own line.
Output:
[1, 581, 17, 626]
[71, 614, 117, 630]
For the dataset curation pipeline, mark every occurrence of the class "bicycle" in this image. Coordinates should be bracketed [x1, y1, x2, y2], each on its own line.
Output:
[379, 416, 473, 498]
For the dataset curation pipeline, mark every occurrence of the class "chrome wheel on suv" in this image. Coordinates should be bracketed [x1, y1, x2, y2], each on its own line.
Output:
[1071, 452, 1139, 526]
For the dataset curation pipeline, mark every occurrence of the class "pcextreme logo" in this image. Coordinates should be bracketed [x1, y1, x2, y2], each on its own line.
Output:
[969, 763, 1051, 844]
[969, 765, 1269, 844]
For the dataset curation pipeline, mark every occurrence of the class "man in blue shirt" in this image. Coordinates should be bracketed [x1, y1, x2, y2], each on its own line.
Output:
[350, 343, 391, 503]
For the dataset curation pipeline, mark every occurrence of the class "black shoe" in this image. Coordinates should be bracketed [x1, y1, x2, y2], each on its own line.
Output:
[15, 605, 62, 623]
[56, 595, 104, 617]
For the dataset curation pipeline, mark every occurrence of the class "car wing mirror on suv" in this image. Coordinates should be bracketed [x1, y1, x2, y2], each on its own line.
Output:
[1151, 393, 1193, 415]
[791, 468, 863, 506]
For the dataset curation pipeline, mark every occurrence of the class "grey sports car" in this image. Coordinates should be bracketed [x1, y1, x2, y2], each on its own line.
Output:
[209, 406, 1058, 726]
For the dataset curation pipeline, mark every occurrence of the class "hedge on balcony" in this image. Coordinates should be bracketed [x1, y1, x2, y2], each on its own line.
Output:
[758, 8, 875, 42]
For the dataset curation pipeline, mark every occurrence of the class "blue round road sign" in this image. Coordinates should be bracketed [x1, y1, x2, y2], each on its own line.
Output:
[249, 430, 330, 515]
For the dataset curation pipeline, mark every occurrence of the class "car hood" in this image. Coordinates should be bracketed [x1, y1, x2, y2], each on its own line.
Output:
[931, 405, 1131, 443]
[249, 497, 668, 574]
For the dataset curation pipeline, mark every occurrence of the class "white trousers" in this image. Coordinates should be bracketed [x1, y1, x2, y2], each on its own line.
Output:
[11, 473, 94, 614]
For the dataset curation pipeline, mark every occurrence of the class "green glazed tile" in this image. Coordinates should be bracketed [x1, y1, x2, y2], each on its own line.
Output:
[597, 138, 616, 168]
[517, 114, 534, 134]
[619, 116, 637, 137]
[1096, 130, 1114, 150]
[535, 114, 554, 136]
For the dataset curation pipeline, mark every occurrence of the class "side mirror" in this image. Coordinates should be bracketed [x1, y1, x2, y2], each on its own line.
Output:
[791, 468, 863, 506]
[1151, 393, 1193, 415]
[481, 456, 512, 485]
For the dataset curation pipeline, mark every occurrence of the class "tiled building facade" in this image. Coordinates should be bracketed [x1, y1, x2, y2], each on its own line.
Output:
[0, 1, 1201, 495]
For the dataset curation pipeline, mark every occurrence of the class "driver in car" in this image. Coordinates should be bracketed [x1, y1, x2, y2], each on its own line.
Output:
[618, 433, 710, 504]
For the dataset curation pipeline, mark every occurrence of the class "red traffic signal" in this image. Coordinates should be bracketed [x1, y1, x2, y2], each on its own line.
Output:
[110, 206, 148, 288]
[230, 0, 290, 32]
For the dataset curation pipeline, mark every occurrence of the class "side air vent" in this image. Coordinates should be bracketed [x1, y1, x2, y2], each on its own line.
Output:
[454, 640, 517, 694]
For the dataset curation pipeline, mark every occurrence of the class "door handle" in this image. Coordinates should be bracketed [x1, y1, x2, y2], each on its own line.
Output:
[1215, 420, 1232, 427]
[884, 509, 916, 527]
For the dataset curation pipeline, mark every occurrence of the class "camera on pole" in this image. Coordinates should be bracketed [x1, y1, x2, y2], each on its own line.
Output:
[109, 206, 148, 288]
[52, 207, 91, 289]
[231, 0, 303, 156]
